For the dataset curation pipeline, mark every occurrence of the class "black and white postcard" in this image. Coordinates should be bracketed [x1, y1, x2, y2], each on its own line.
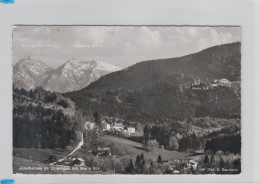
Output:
[12, 26, 241, 175]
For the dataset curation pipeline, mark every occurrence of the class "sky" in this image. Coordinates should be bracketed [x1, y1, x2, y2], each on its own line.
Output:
[12, 26, 241, 68]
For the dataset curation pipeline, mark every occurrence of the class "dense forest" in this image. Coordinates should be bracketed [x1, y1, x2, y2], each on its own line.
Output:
[13, 87, 85, 149]
[141, 118, 240, 153]
[66, 84, 240, 123]
[205, 133, 241, 154]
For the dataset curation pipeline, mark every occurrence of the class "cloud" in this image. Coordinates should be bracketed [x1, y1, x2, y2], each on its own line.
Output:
[13, 26, 241, 68]
[73, 41, 90, 48]
[136, 27, 162, 50]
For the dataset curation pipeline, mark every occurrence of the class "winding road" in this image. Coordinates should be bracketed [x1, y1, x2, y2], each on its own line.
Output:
[50, 133, 84, 165]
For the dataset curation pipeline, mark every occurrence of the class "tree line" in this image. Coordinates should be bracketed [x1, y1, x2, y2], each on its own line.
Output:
[13, 87, 83, 149]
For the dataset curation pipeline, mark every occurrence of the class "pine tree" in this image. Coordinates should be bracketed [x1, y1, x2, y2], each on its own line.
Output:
[219, 157, 225, 169]
[93, 111, 102, 127]
[140, 153, 144, 161]
[143, 125, 150, 146]
[128, 159, 135, 174]
[157, 155, 163, 164]
[135, 155, 141, 168]
[233, 158, 241, 172]
[204, 155, 209, 165]
[210, 155, 215, 165]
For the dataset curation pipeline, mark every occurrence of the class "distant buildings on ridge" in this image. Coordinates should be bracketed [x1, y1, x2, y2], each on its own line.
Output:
[190, 78, 237, 90]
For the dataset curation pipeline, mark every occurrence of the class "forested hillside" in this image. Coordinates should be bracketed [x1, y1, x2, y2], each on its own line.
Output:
[13, 87, 89, 149]
[78, 42, 240, 94]
[66, 42, 241, 123]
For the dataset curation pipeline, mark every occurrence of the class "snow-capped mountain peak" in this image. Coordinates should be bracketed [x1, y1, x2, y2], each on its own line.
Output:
[13, 57, 122, 93]
[13, 57, 53, 90]
[42, 59, 122, 93]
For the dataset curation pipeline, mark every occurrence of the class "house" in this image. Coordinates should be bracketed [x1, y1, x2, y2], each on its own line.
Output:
[113, 122, 124, 131]
[84, 121, 95, 130]
[127, 126, 135, 134]
[72, 158, 85, 166]
[187, 160, 198, 170]
[97, 146, 111, 156]
[123, 126, 136, 134]
[173, 170, 180, 174]
[193, 79, 201, 85]
[218, 78, 231, 87]
[210, 81, 218, 87]
[101, 121, 111, 131]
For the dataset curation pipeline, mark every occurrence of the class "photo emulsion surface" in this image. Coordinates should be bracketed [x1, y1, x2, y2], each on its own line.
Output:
[12, 26, 241, 174]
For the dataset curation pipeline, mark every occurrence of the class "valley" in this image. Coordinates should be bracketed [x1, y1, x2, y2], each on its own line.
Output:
[13, 42, 241, 175]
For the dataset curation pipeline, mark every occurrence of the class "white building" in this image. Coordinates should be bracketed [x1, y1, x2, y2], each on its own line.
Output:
[210, 82, 218, 87]
[113, 122, 124, 131]
[218, 78, 231, 87]
[73, 158, 85, 166]
[101, 121, 111, 131]
[187, 160, 198, 170]
[127, 127, 135, 134]
[84, 121, 95, 130]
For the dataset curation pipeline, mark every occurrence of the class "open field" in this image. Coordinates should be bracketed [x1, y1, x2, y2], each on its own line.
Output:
[14, 148, 71, 162]
[100, 135, 191, 161]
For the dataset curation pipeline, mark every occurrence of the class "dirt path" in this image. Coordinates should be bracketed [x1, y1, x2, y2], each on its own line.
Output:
[50, 133, 83, 165]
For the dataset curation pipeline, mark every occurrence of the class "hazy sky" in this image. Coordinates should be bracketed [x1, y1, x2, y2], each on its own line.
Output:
[13, 26, 240, 68]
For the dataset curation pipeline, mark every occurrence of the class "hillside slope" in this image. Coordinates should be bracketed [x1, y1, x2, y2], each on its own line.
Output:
[66, 42, 241, 123]
[81, 42, 240, 94]
[13, 87, 86, 149]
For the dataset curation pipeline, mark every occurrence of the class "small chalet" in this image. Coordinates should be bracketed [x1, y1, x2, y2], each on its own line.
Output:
[127, 126, 135, 134]
[72, 158, 85, 166]
[113, 122, 124, 131]
[123, 126, 135, 134]
[85, 121, 95, 130]
[187, 160, 198, 170]
[219, 78, 231, 87]
[97, 146, 111, 156]
[101, 121, 111, 131]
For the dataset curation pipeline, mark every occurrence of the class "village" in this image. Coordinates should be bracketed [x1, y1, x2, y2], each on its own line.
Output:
[43, 117, 229, 175]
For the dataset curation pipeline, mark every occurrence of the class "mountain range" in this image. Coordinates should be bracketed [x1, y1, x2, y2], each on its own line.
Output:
[13, 57, 122, 93]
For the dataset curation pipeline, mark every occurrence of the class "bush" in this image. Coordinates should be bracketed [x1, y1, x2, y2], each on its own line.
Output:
[48, 155, 58, 163]
[58, 99, 69, 108]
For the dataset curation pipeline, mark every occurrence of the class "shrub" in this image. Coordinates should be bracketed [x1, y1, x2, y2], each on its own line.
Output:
[58, 99, 69, 108]
[48, 155, 58, 163]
